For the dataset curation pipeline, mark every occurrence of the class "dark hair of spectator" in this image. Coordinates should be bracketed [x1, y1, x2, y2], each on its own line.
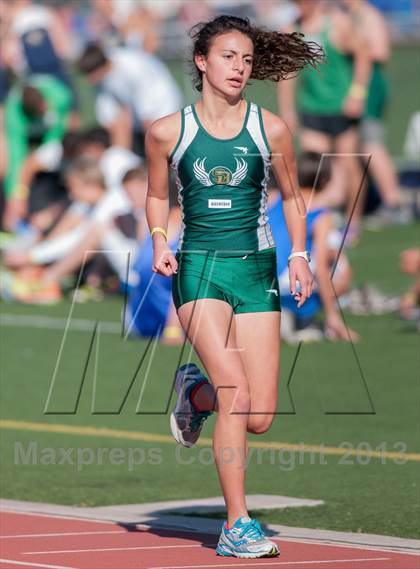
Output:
[297, 152, 332, 192]
[83, 127, 111, 149]
[65, 157, 106, 189]
[190, 15, 324, 92]
[62, 132, 85, 160]
[21, 86, 45, 116]
[122, 166, 148, 185]
[77, 44, 108, 74]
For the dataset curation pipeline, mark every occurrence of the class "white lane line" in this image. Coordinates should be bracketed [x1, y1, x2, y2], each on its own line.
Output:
[24, 543, 217, 555]
[0, 559, 77, 569]
[149, 558, 391, 569]
[267, 536, 420, 557]
[3, 507, 418, 556]
[0, 314, 121, 334]
[1, 530, 126, 539]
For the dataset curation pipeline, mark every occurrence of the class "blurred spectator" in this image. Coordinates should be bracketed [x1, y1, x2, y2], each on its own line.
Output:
[0, 63, 11, 174]
[344, 0, 407, 227]
[137, 1, 184, 22]
[255, 0, 299, 29]
[0, 61, 11, 227]
[77, 44, 183, 155]
[2, 132, 83, 249]
[4, 158, 107, 271]
[403, 111, 420, 162]
[4, 124, 142, 262]
[91, 0, 161, 53]
[79, 127, 142, 190]
[1, 0, 77, 110]
[3, 75, 72, 231]
[2, 158, 108, 304]
[4, 124, 141, 236]
[278, 0, 371, 246]
[209, 1, 256, 19]
[178, 2, 215, 29]
[369, 0, 418, 39]
[37, 166, 148, 291]
[399, 248, 420, 323]
[3, 161, 148, 303]
[268, 152, 359, 343]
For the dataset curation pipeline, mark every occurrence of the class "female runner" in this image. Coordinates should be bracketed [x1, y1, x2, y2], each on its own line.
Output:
[145, 15, 322, 559]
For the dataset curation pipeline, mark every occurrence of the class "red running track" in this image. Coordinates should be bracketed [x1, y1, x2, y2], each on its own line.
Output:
[0, 511, 418, 569]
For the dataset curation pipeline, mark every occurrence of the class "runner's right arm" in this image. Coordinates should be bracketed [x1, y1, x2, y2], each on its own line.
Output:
[145, 113, 180, 277]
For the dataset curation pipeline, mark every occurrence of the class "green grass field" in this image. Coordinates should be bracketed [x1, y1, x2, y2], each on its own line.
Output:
[1, 222, 419, 538]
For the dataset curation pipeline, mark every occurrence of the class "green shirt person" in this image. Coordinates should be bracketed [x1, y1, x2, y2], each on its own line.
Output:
[5, 74, 72, 199]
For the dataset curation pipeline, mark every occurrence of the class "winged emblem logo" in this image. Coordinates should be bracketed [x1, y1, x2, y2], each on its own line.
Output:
[193, 157, 248, 187]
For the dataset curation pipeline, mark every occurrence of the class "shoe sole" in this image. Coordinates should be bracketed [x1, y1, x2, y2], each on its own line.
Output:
[216, 544, 279, 558]
[170, 411, 194, 448]
[170, 367, 194, 448]
[170, 412, 180, 445]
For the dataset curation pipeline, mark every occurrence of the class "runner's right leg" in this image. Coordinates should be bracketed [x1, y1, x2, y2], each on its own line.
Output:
[177, 298, 250, 528]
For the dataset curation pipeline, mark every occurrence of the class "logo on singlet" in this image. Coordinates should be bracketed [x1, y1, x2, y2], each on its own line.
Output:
[193, 157, 248, 187]
[234, 146, 249, 154]
[210, 166, 232, 185]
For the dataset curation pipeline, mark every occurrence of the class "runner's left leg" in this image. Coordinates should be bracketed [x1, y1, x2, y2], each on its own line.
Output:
[234, 311, 281, 435]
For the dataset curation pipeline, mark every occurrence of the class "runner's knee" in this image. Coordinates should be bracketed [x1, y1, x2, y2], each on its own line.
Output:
[247, 415, 274, 435]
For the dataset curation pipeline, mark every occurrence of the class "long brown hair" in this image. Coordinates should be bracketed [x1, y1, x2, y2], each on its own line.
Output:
[190, 15, 324, 92]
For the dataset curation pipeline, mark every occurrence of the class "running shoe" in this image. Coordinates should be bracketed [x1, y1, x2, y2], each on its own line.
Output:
[216, 516, 279, 558]
[170, 363, 213, 448]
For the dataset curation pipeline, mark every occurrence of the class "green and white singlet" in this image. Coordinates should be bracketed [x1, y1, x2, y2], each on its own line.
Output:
[170, 101, 281, 314]
[169, 100, 275, 255]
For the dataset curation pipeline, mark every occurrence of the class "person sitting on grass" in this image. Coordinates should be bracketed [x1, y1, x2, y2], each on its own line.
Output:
[1, 131, 84, 251]
[3, 125, 141, 250]
[268, 151, 359, 343]
[2, 164, 148, 304]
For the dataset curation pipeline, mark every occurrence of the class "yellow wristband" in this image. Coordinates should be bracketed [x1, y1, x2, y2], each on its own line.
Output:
[349, 83, 367, 100]
[151, 226, 167, 240]
[13, 184, 30, 199]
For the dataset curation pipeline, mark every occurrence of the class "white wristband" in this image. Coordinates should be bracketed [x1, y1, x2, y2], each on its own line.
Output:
[288, 251, 311, 265]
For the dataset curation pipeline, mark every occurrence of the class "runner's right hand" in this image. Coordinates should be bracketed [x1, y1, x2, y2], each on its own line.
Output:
[152, 242, 178, 277]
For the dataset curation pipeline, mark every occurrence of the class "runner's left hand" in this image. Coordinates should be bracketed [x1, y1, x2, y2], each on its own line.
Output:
[289, 257, 314, 308]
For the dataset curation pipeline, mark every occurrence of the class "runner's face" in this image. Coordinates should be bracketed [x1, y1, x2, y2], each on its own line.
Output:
[196, 31, 254, 96]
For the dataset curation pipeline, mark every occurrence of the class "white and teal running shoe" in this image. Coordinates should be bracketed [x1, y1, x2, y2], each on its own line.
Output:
[170, 363, 213, 448]
[216, 516, 279, 558]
